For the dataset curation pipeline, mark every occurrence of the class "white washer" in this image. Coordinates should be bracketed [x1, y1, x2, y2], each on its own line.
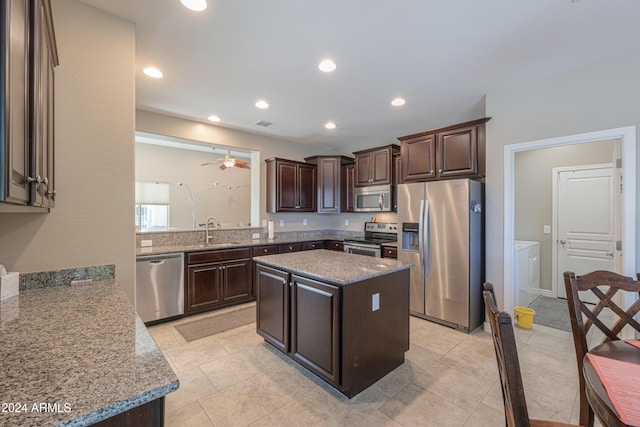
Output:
[514, 240, 540, 307]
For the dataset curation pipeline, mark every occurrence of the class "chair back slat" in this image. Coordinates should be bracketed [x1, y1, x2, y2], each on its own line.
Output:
[483, 282, 530, 427]
[563, 270, 640, 427]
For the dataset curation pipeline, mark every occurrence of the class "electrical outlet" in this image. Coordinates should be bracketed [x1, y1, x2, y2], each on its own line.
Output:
[141, 240, 152, 247]
[279, 220, 284, 226]
[372, 293, 380, 311]
[262, 219, 267, 227]
[303, 219, 308, 226]
[252, 233, 260, 239]
[345, 219, 349, 226]
[543, 225, 551, 234]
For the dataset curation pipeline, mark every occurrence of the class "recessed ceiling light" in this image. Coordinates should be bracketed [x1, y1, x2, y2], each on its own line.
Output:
[391, 97, 406, 106]
[180, 0, 207, 12]
[208, 115, 221, 122]
[318, 59, 336, 73]
[143, 67, 163, 78]
[255, 100, 269, 109]
[324, 121, 337, 130]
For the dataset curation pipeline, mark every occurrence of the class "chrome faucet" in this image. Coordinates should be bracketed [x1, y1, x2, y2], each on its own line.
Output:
[205, 216, 221, 244]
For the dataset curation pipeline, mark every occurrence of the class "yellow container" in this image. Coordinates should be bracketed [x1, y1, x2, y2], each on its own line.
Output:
[514, 306, 535, 329]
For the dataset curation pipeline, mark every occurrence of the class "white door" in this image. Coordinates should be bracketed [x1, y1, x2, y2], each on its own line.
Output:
[556, 165, 616, 300]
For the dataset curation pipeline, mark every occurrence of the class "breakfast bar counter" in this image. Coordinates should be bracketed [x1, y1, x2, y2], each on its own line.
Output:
[0, 280, 178, 427]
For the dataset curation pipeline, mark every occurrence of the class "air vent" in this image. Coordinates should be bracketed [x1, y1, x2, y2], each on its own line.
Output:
[255, 120, 273, 127]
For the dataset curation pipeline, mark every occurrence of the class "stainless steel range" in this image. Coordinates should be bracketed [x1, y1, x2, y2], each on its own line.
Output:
[343, 222, 398, 257]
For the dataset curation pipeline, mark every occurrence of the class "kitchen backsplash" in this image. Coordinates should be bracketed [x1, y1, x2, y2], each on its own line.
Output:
[20, 265, 116, 291]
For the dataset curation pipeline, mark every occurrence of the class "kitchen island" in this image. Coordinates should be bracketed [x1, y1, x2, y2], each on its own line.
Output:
[254, 249, 413, 398]
[0, 280, 178, 427]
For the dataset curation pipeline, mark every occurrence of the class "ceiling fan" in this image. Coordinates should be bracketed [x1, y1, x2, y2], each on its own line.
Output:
[200, 150, 250, 170]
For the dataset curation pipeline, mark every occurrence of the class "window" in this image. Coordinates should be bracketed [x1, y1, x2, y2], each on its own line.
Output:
[135, 181, 170, 231]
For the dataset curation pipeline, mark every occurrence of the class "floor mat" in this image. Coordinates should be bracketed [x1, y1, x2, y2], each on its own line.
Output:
[175, 306, 255, 342]
[528, 295, 572, 332]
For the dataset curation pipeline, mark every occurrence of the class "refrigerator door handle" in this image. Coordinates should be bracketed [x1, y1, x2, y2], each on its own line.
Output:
[425, 199, 431, 276]
[419, 199, 425, 276]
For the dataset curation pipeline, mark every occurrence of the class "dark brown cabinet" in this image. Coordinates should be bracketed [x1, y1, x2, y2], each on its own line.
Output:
[304, 155, 353, 213]
[326, 241, 344, 251]
[0, 0, 57, 210]
[255, 261, 410, 398]
[256, 264, 340, 386]
[302, 241, 325, 250]
[352, 145, 399, 187]
[341, 163, 355, 212]
[399, 133, 436, 182]
[278, 242, 303, 253]
[398, 118, 490, 183]
[185, 248, 253, 314]
[381, 246, 398, 259]
[252, 245, 278, 256]
[266, 158, 316, 213]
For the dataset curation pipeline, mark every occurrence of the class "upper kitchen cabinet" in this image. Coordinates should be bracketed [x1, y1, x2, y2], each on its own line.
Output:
[304, 155, 354, 213]
[353, 144, 399, 187]
[398, 118, 490, 182]
[0, 0, 58, 211]
[266, 158, 316, 213]
[341, 162, 355, 213]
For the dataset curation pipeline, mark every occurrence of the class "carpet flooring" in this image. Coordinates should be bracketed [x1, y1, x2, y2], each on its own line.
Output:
[528, 295, 572, 333]
[175, 306, 256, 342]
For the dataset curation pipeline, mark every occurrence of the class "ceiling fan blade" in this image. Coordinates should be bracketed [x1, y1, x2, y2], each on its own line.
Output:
[201, 160, 223, 166]
[219, 163, 227, 170]
[235, 162, 251, 169]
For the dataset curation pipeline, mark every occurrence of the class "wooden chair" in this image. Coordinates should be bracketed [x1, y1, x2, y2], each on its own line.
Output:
[483, 282, 581, 427]
[563, 270, 640, 427]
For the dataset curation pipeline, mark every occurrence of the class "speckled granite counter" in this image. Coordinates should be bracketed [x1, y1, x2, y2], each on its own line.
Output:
[0, 281, 178, 427]
[253, 249, 413, 285]
[136, 233, 348, 257]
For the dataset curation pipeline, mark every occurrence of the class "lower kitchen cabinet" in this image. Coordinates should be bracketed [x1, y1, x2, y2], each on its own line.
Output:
[255, 261, 409, 397]
[185, 248, 253, 314]
[326, 240, 344, 251]
[278, 242, 303, 253]
[256, 265, 340, 385]
[302, 240, 325, 250]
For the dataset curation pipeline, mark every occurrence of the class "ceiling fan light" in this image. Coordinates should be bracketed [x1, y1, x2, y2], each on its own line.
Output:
[223, 159, 236, 168]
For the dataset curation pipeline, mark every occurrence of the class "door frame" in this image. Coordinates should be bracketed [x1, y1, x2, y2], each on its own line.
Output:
[551, 164, 618, 299]
[503, 126, 636, 316]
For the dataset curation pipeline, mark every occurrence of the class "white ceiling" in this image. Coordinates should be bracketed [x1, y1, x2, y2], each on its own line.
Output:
[75, 0, 640, 149]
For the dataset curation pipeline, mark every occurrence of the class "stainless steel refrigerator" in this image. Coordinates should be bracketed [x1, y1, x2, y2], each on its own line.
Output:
[397, 179, 484, 332]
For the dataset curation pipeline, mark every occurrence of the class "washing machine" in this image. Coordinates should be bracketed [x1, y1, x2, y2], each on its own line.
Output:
[514, 240, 540, 307]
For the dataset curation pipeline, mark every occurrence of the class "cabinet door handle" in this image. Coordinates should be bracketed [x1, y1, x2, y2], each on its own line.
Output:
[26, 176, 42, 184]
[289, 282, 293, 287]
[282, 279, 288, 285]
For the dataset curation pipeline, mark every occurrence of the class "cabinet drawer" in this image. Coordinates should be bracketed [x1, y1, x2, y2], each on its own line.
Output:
[252, 245, 279, 256]
[303, 241, 325, 250]
[187, 248, 251, 264]
[278, 243, 303, 253]
[382, 247, 397, 259]
[326, 241, 344, 251]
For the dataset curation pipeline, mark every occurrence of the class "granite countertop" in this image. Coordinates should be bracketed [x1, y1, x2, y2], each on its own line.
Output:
[253, 249, 413, 285]
[136, 233, 347, 256]
[0, 281, 178, 427]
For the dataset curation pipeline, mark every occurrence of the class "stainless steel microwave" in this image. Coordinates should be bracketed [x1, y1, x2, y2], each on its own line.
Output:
[354, 185, 392, 212]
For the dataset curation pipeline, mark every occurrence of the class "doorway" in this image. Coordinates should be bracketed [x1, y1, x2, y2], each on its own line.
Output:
[503, 126, 636, 319]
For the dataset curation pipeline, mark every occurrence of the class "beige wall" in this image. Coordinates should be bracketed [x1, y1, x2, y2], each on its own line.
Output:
[135, 110, 395, 232]
[135, 143, 252, 229]
[514, 140, 615, 292]
[0, 0, 136, 299]
[486, 51, 640, 305]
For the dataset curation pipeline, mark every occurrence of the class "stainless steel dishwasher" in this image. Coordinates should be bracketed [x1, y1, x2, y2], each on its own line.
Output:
[136, 253, 184, 323]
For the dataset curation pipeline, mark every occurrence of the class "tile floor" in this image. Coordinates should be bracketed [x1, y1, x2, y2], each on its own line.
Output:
[148, 303, 601, 427]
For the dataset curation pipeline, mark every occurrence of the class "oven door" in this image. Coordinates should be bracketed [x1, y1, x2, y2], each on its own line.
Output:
[343, 243, 381, 257]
